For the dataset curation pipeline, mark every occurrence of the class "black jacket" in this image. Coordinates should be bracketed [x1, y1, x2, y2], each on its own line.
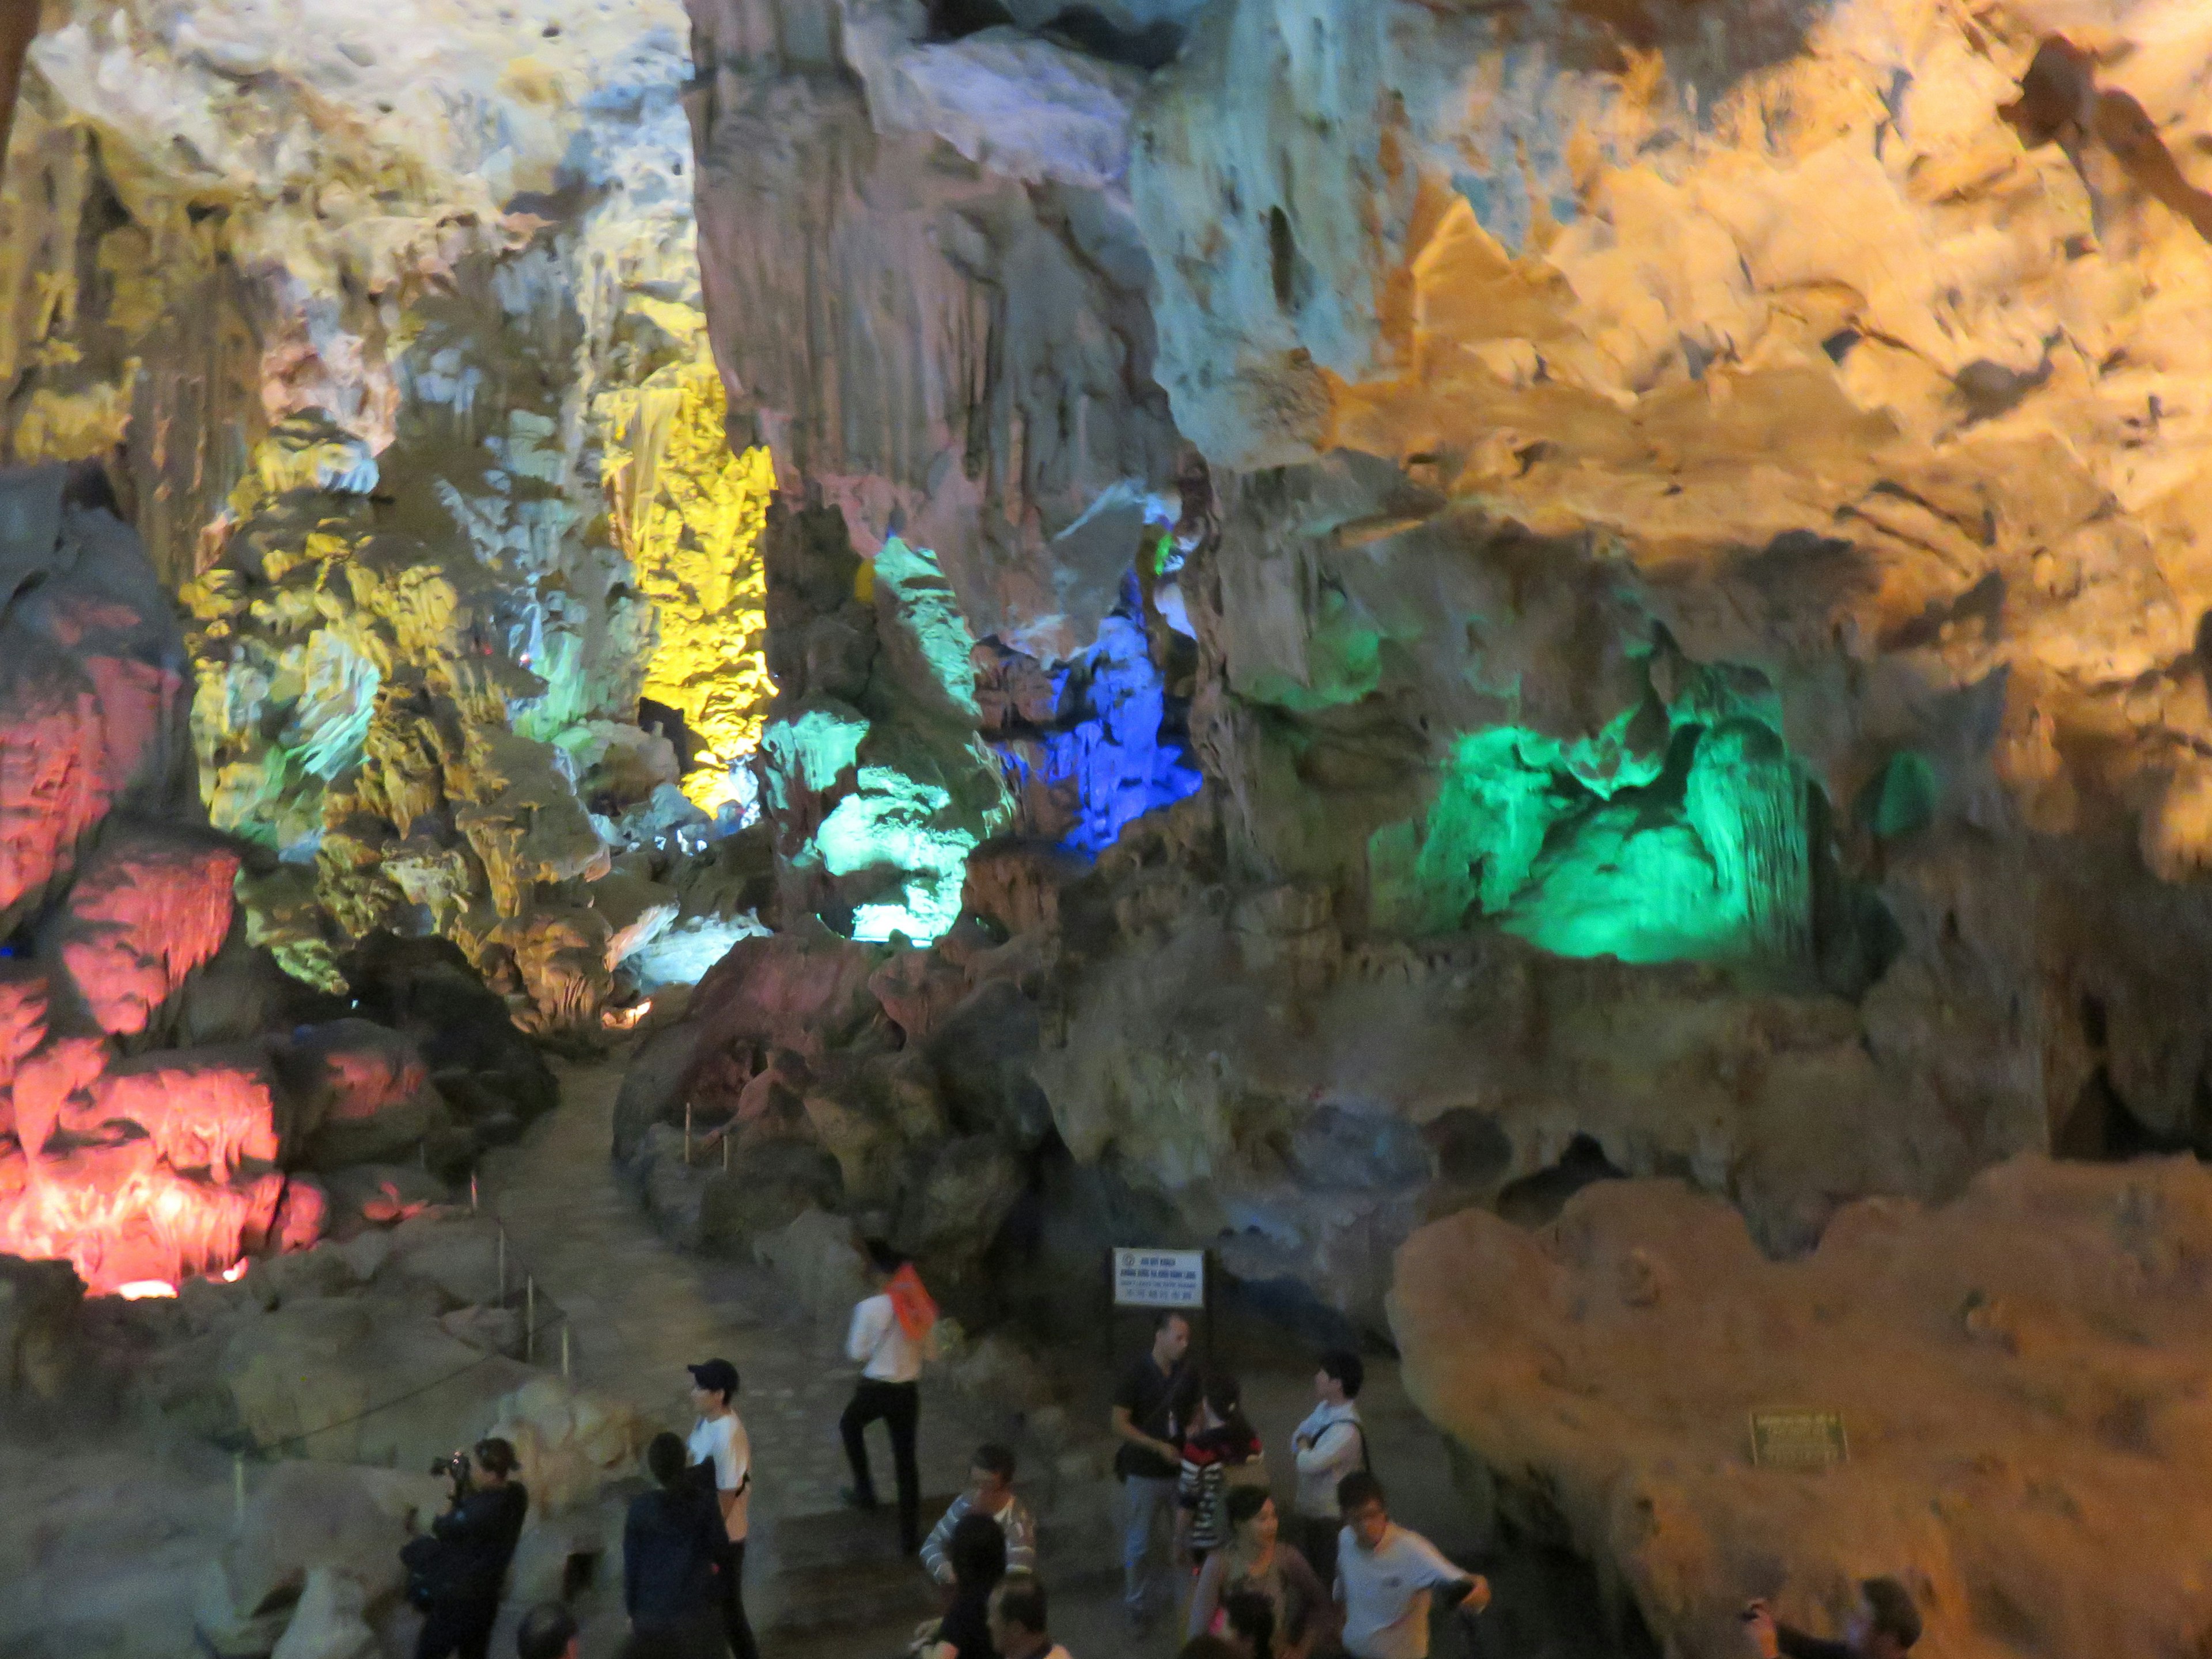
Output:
[624, 1486, 725, 1623]
[429, 1482, 529, 1605]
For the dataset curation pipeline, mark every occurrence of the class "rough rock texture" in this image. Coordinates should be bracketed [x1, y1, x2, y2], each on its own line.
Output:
[1, 464, 547, 1295]
[184, 421, 621, 1023]
[1391, 1157, 2212, 1658]
[687, 0, 1181, 655]
[664, 0, 2212, 1328]
[0, 0, 790, 997]
[754, 499, 1016, 942]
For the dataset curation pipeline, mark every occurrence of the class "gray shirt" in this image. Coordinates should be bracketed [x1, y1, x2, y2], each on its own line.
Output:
[1334, 1523, 1468, 1659]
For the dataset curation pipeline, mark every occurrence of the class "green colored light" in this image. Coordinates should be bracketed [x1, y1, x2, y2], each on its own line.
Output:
[1370, 706, 1810, 967]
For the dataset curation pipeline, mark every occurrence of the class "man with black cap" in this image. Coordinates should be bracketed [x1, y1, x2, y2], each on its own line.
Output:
[686, 1359, 759, 1659]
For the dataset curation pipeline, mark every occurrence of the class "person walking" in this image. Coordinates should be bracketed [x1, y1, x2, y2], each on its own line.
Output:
[1332, 1472, 1490, 1659]
[841, 1238, 937, 1555]
[1109, 1309, 1199, 1631]
[1289, 1349, 1366, 1579]
[624, 1431, 729, 1659]
[1187, 1488, 1332, 1659]
[412, 1438, 529, 1659]
[685, 1359, 760, 1659]
[921, 1442, 1037, 1588]
[1177, 1372, 1264, 1567]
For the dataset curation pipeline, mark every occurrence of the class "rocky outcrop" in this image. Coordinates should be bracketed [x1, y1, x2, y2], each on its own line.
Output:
[685, 0, 1181, 654]
[1, 463, 555, 1294]
[656, 0, 2212, 1334]
[754, 498, 1016, 942]
[1391, 1157, 2212, 1658]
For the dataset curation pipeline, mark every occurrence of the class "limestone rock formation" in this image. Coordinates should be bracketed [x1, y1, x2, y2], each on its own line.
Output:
[1, 462, 554, 1296]
[755, 498, 1016, 942]
[1391, 1157, 2212, 1658]
[658, 0, 2212, 1338]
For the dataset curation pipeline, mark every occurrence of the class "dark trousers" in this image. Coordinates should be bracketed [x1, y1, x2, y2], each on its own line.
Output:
[716, 1539, 759, 1659]
[839, 1377, 921, 1551]
[1297, 1515, 1342, 1589]
[415, 1597, 498, 1659]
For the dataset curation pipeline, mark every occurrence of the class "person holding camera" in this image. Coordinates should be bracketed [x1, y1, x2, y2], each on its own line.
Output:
[1742, 1578, 1922, 1659]
[411, 1438, 529, 1659]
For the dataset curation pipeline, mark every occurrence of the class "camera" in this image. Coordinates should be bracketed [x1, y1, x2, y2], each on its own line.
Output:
[430, 1449, 473, 1492]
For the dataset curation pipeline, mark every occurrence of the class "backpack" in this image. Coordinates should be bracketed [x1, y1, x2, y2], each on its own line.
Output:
[399, 1535, 446, 1610]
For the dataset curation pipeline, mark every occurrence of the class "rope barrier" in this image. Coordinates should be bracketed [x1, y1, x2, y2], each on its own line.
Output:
[255, 1208, 579, 1455]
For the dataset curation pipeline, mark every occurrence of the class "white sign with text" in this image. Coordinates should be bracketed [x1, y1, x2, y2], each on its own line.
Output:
[1113, 1248, 1206, 1309]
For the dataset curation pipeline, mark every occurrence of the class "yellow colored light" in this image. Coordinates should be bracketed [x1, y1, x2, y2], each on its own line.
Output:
[599, 356, 775, 812]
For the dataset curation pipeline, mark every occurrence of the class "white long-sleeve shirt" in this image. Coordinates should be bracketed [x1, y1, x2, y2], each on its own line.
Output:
[1291, 1399, 1365, 1518]
[846, 1291, 922, 1382]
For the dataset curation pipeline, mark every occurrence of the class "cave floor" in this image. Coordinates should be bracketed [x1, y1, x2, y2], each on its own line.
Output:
[0, 1051, 1635, 1659]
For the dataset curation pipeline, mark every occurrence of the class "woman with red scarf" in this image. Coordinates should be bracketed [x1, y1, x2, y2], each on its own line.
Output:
[840, 1237, 938, 1554]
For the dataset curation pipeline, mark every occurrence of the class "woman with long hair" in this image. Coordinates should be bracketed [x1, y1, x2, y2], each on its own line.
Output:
[1186, 1487, 1334, 1659]
[1177, 1372, 1264, 1566]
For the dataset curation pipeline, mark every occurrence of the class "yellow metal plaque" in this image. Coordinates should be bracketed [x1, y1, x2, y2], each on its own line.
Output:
[1749, 1410, 1849, 1468]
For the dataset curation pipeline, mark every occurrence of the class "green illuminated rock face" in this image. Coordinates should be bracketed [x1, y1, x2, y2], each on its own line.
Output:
[1373, 694, 1813, 968]
[754, 504, 1013, 945]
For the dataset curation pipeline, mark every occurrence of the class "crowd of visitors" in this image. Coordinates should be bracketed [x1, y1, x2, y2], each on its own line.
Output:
[404, 1253, 1921, 1659]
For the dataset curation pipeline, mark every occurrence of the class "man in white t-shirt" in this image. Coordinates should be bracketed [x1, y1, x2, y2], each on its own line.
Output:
[686, 1358, 759, 1659]
[1331, 1471, 1489, 1659]
[839, 1239, 926, 1554]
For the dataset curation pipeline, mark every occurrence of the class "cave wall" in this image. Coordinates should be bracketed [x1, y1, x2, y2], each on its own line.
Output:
[0, 0, 796, 1022]
[666, 0, 2212, 1328]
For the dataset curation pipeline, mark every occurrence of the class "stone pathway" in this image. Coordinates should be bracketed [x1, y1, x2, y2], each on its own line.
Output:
[478, 1051, 998, 1534]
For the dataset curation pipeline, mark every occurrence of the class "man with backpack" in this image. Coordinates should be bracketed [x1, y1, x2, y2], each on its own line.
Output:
[1290, 1349, 1366, 1581]
[840, 1238, 938, 1555]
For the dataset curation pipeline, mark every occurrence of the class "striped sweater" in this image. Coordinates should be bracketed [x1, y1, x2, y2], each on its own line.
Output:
[1177, 1423, 1264, 1552]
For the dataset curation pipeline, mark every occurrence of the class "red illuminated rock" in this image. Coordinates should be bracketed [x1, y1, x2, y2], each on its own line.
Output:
[91, 1051, 283, 1182]
[55, 829, 243, 1036]
[283, 1020, 443, 1170]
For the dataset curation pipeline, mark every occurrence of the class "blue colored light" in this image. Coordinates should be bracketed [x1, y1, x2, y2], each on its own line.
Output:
[995, 577, 1205, 856]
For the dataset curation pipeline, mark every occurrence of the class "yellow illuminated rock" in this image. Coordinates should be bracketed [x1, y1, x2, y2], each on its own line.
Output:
[599, 354, 775, 814]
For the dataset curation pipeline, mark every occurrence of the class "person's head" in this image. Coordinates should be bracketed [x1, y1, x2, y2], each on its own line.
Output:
[863, 1237, 908, 1283]
[1153, 1310, 1192, 1365]
[1203, 1371, 1246, 1431]
[1226, 1486, 1277, 1552]
[474, 1438, 518, 1487]
[1222, 1587, 1276, 1659]
[1315, 1349, 1363, 1405]
[516, 1602, 578, 1659]
[1178, 1641, 1241, 1659]
[948, 1511, 1007, 1596]
[987, 1577, 1051, 1657]
[969, 1442, 1017, 1508]
[1846, 1578, 1921, 1657]
[1338, 1469, 1389, 1550]
[646, 1430, 688, 1490]
[688, 1357, 738, 1415]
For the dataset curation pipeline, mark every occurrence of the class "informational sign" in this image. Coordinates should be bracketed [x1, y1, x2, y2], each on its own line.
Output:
[1749, 1410, 1849, 1469]
[1113, 1248, 1206, 1309]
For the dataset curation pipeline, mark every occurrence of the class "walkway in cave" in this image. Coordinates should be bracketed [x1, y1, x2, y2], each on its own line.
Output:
[482, 1054, 1645, 1658]
[478, 1052, 1011, 1633]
